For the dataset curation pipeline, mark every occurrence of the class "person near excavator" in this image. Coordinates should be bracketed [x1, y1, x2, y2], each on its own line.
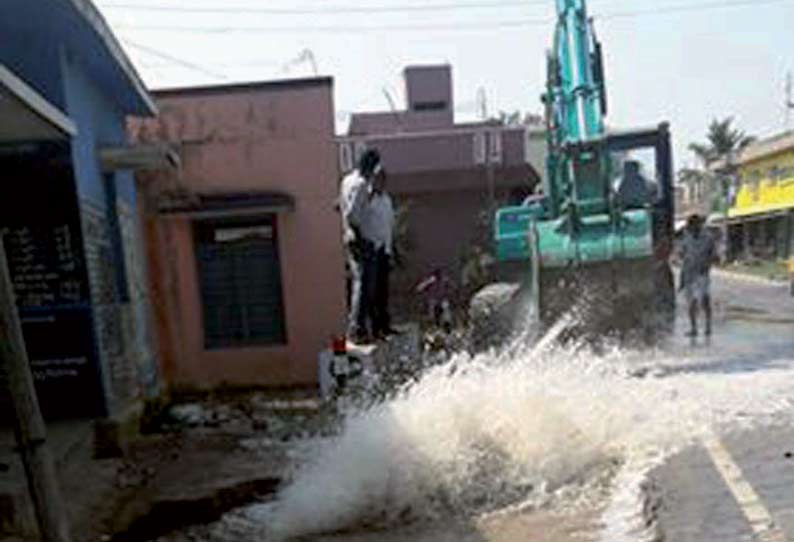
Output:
[339, 149, 382, 343]
[360, 165, 397, 340]
[679, 213, 717, 337]
[415, 268, 452, 331]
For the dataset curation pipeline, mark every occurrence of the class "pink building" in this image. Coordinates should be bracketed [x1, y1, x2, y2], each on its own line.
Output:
[339, 65, 544, 314]
[130, 78, 345, 391]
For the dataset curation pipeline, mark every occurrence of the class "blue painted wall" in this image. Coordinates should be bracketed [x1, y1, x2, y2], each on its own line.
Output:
[0, 2, 66, 108]
[0, 0, 155, 419]
[0, 0, 152, 117]
[60, 50, 137, 207]
[1, 0, 144, 208]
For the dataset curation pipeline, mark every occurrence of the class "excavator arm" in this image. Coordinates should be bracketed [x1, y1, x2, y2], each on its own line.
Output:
[487, 0, 675, 344]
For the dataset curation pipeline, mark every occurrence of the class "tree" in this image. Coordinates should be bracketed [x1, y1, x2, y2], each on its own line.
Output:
[688, 117, 755, 166]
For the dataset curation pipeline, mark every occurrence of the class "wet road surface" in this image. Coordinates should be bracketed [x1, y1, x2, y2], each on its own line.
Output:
[152, 270, 794, 542]
[652, 271, 794, 542]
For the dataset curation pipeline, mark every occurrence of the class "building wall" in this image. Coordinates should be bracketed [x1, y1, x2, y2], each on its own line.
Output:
[131, 80, 346, 390]
[731, 150, 794, 218]
[387, 169, 534, 316]
[720, 142, 794, 262]
[61, 54, 159, 416]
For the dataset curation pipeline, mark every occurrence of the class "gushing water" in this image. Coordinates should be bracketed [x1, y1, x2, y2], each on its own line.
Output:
[265, 323, 794, 541]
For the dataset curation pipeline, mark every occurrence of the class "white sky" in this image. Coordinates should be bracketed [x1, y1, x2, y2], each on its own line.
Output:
[96, 0, 794, 169]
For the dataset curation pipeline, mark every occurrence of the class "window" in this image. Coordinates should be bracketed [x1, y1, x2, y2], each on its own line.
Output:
[489, 131, 503, 164]
[353, 141, 367, 164]
[195, 217, 286, 349]
[413, 100, 447, 111]
[473, 132, 487, 165]
[339, 142, 354, 173]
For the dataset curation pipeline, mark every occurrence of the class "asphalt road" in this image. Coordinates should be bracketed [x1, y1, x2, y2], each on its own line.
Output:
[652, 271, 794, 542]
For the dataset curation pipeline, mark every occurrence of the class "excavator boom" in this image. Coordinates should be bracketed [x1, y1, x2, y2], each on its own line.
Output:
[486, 0, 676, 344]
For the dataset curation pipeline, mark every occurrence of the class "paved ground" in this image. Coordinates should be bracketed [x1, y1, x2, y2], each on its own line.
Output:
[652, 272, 794, 542]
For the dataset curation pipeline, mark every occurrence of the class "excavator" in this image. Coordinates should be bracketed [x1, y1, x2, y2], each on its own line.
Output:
[474, 0, 676, 346]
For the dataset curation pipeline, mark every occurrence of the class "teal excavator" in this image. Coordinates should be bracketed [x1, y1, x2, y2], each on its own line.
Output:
[488, 0, 675, 343]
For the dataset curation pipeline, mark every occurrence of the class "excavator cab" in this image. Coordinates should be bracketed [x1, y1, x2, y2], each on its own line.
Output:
[491, 122, 675, 344]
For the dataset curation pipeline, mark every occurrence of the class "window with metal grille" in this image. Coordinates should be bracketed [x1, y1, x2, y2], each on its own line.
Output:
[195, 216, 286, 349]
[413, 100, 447, 111]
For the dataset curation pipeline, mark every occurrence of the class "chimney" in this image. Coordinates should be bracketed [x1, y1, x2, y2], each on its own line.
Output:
[404, 65, 453, 116]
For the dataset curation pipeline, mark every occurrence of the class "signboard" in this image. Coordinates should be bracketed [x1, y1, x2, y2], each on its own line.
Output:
[0, 146, 106, 420]
[17, 309, 105, 418]
[3, 223, 87, 308]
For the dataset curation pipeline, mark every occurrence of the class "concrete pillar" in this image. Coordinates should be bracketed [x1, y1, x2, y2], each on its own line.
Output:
[788, 210, 794, 258]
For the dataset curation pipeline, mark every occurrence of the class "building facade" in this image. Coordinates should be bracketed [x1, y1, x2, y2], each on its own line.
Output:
[0, 0, 158, 421]
[722, 132, 794, 261]
[129, 78, 346, 391]
[339, 65, 545, 315]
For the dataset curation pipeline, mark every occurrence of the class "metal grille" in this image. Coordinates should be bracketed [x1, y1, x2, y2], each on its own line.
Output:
[195, 217, 286, 349]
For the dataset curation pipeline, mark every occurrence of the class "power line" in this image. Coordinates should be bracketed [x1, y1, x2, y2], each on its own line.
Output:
[599, 0, 789, 19]
[99, 0, 549, 15]
[109, 0, 791, 33]
[122, 39, 230, 79]
[114, 19, 550, 33]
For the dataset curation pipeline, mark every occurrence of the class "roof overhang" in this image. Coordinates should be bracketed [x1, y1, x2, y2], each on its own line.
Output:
[159, 192, 295, 219]
[63, 0, 156, 116]
[0, 64, 76, 143]
[99, 143, 180, 172]
[721, 209, 793, 224]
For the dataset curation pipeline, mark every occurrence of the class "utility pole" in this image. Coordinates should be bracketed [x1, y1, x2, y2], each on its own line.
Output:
[0, 236, 71, 542]
[786, 72, 794, 128]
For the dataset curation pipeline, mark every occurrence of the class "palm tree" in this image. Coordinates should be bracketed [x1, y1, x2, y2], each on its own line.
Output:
[688, 117, 755, 166]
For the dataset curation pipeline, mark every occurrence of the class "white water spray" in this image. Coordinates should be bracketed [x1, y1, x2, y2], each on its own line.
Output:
[266, 325, 794, 541]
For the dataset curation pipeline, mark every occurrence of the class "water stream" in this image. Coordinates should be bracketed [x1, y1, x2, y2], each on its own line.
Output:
[247, 314, 794, 541]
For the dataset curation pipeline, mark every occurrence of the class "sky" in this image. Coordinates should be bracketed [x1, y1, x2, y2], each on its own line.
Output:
[95, 0, 794, 168]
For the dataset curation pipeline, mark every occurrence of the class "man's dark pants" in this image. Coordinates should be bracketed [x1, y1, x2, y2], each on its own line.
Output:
[371, 247, 391, 336]
[347, 241, 376, 339]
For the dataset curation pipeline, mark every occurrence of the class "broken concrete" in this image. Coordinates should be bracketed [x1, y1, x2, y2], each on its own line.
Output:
[110, 433, 285, 541]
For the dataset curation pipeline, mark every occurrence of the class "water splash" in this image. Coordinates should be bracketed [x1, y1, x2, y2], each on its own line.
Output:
[266, 327, 794, 541]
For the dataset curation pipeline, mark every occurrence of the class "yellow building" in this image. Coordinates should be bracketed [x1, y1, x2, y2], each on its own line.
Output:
[723, 131, 794, 261]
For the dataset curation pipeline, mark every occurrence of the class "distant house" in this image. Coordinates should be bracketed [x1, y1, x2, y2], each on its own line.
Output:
[0, 0, 159, 423]
[716, 131, 794, 261]
[338, 65, 545, 314]
[129, 78, 346, 391]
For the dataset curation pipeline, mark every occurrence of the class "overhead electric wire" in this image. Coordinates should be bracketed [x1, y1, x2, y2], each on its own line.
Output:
[114, 19, 551, 33]
[108, 0, 792, 34]
[599, 0, 790, 19]
[99, 0, 548, 15]
[122, 39, 230, 80]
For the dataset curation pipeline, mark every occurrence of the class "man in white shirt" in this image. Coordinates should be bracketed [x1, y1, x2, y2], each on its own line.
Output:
[361, 168, 396, 339]
[339, 149, 381, 343]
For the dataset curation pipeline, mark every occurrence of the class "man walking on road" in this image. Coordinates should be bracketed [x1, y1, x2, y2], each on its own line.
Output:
[679, 213, 717, 337]
[339, 149, 382, 343]
[361, 165, 396, 340]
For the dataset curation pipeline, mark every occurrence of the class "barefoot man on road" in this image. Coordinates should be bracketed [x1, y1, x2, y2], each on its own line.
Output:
[679, 213, 717, 337]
